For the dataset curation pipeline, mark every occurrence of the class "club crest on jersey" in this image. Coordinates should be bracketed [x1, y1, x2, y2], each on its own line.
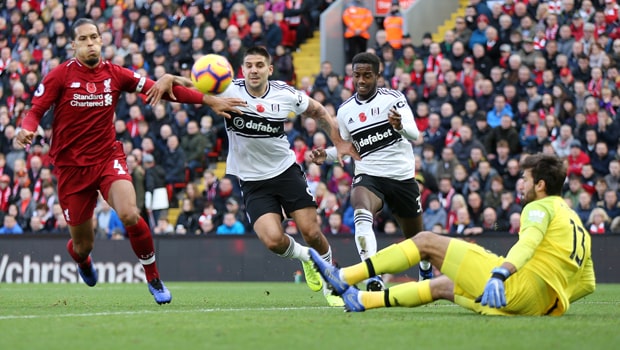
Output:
[86, 82, 97, 93]
[359, 112, 367, 122]
[271, 104, 280, 112]
[104, 78, 112, 93]
[370, 107, 380, 116]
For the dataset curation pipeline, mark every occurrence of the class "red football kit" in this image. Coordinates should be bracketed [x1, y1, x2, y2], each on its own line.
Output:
[21, 58, 205, 225]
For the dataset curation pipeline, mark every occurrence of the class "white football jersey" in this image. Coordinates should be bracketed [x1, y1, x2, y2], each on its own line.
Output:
[219, 79, 309, 181]
[337, 88, 416, 181]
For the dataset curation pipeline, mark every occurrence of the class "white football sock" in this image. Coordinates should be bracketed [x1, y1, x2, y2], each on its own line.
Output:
[278, 234, 310, 261]
[354, 209, 376, 261]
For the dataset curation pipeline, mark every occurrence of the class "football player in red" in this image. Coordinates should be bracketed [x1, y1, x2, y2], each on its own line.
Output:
[16, 18, 245, 304]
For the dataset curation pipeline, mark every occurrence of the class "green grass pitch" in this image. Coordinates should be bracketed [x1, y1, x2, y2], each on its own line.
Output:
[1, 282, 619, 350]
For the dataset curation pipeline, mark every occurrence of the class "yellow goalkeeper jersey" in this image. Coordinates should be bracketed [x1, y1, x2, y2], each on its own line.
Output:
[505, 196, 596, 314]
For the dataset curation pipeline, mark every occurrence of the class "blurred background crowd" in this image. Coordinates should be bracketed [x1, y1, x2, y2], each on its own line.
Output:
[1, 0, 620, 237]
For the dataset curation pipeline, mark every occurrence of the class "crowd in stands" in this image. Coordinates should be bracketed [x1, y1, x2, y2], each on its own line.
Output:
[1, 0, 620, 237]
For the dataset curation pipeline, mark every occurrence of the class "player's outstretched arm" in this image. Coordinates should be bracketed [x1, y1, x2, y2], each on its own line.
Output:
[304, 98, 360, 165]
[145, 74, 195, 104]
[15, 129, 36, 149]
[143, 74, 247, 118]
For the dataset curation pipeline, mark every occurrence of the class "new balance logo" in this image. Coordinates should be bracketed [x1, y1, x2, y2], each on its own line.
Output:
[70, 82, 80, 88]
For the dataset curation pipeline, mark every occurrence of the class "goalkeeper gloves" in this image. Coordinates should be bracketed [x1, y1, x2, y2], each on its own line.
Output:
[479, 267, 510, 308]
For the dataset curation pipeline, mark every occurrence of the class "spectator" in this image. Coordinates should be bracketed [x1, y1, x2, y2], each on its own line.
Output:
[224, 197, 250, 231]
[202, 170, 220, 204]
[322, 211, 352, 235]
[496, 190, 522, 229]
[198, 215, 217, 235]
[452, 124, 486, 166]
[263, 11, 283, 55]
[342, 0, 373, 64]
[0, 214, 23, 234]
[153, 216, 174, 235]
[503, 158, 522, 193]
[143, 153, 169, 224]
[566, 141, 591, 177]
[15, 187, 36, 229]
[449, 207, 481, 235]
[216, 212, 245, 235]
[580, 163, 597, 196]
[313, 61, 333, 93]
[453, 16, 472, 44]
[272, 45, 295, 84]
[423, 195, 447, 231]
[466, 191, 485, 225]
[587, 207, 611, 235]
[485, 114, 521, 158]
[551, 124, 576, 158]
[96, 198, 126, 239]
[162, 134, 186, 185]
[175, 198, 200, 235]
[452, 164, 470, 195]
[576, 191, 595, 226]
[508, 212, 521, 234]
[29, 215, 46, 233]
[436, 147, 460, 182]
[181, 120, 209, 181]
[480, 206, 502, 233]
[126, 154, 146, 221]
[486, 95, 514, 128]
[213, 176, 241, 214]
[0, 174, 12, 212]
[604, 159, 620, 192]
[519, 110, 541, 149]
[563, 174, 584, 209]
[422, 113, 447, 154]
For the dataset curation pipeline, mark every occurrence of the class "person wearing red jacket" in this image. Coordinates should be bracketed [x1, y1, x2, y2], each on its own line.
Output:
[567, 140, 591, 177]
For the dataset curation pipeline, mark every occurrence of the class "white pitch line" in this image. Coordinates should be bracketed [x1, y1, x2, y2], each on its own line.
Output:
[1, 300, 615, 321]
[0, 306, 332, 320]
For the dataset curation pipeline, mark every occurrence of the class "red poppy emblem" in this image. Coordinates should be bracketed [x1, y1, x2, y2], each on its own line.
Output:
[86, 82, 96, 93]
[359, 112, 367, 122]
[256, 104, 265, 113]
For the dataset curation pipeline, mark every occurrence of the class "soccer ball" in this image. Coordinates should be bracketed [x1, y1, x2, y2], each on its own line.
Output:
[190, 54, 233, 95]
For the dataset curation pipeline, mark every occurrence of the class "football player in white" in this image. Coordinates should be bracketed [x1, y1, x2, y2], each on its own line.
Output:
[312, 52, 432, 290]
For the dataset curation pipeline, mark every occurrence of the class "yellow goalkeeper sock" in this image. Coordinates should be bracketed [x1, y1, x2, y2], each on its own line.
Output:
[359, 280, 433, 310]
[384, 280, 433, 307]
[341, 239, 421, 285]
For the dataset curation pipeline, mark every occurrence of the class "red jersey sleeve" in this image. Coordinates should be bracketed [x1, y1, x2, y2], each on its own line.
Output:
[113, 66, 205, 104]
[21, 66, 65, 132]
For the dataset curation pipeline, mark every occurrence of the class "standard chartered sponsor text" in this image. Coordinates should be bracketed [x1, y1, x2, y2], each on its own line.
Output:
[71, 93, 113, 107]
[0, 254, 145, 283]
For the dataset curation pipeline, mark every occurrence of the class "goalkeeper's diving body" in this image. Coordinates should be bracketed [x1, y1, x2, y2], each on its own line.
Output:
[310, 153, 596, 315]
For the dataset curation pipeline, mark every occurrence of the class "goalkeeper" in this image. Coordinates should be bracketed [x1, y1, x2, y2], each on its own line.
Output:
[310, 153, 596, 315]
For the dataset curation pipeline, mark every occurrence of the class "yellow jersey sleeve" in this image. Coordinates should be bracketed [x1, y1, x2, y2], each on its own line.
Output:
[505, 200, 550, 269]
